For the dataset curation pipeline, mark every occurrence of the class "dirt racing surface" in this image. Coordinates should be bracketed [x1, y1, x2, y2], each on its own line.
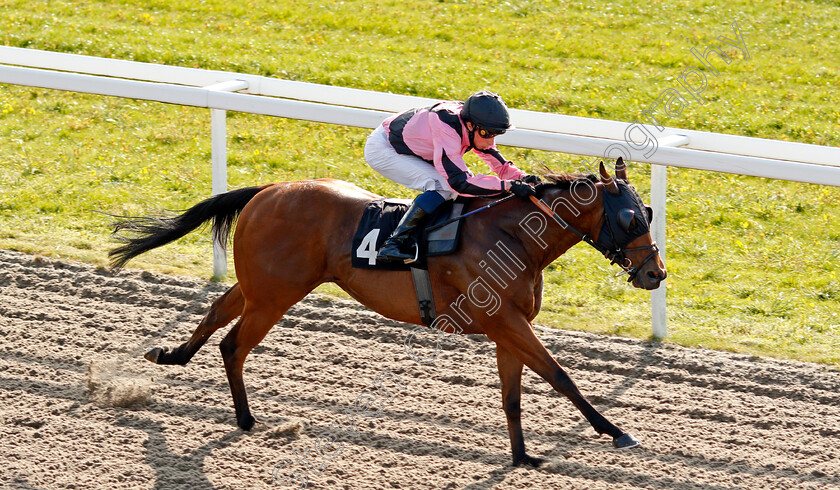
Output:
[1, 249, 839, 489]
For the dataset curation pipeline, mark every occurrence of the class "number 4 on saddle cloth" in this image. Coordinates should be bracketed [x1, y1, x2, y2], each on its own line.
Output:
[351, 198, 468, 326]
[351, 198, 467, 271]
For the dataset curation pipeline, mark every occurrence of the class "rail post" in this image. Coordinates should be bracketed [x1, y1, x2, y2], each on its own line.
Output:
[650, 163, 668, 339]
[206, 80, 249, 280]
[648, 134, 688, 338]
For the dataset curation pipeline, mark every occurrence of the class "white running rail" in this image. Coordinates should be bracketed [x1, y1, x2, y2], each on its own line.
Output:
[3, 46, 839, 337]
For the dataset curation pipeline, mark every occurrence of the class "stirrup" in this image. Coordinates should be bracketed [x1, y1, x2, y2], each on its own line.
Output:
[378, 242, 419, 264]
[404, 243, 419, 264]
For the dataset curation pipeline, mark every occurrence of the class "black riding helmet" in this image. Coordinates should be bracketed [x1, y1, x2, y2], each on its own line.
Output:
[461, 91, 513, 132]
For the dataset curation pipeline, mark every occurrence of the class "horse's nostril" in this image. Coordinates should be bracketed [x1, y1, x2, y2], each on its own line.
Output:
[647, 269, 666, 281]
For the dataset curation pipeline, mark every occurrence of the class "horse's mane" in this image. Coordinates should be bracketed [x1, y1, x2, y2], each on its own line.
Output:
[535, 171, 598, 195]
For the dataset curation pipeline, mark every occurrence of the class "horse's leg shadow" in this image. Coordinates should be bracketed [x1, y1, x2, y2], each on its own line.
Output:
[565, 340, 662, 438]
[461, 466, 517, 490]
[115, 414, 245, 490]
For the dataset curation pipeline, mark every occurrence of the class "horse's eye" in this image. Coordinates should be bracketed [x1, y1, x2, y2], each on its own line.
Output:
[618, 209, 635, 233]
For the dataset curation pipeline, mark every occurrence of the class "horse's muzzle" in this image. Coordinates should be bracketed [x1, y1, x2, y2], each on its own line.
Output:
[634, 267, 667, 290]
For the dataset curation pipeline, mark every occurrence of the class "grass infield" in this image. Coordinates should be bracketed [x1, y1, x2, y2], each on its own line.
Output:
[1, 0, 838, 365]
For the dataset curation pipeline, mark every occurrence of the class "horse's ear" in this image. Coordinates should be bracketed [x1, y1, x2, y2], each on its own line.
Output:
[615, 157, 628, 182]
[598, 161, 610, 181]
[599, 161, 619, 195]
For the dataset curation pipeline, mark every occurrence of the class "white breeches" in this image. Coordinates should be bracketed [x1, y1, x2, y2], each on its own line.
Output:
[364, 126, 454, 201]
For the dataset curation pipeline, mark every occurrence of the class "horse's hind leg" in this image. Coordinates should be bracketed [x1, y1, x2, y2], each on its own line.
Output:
[146, 283, 245, 366]
[219, 292, 305, 431]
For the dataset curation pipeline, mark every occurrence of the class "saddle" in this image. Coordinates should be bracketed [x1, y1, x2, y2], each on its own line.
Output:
[351, 198, 467, 271]
[351, 198, 469, 327]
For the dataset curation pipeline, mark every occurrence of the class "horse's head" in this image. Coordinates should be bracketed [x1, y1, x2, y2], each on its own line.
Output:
[523, 159, 666, 290]
[590, 158, 666, 290]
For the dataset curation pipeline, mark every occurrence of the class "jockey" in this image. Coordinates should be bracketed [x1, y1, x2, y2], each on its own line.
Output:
[365, 91, 541, 263]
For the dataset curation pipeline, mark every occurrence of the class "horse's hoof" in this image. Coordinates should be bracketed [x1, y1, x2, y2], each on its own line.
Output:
[613, 432, 641, 449]
[238, 413, 256, 431]
[144, 346, 165, 364]
[513, 454, 546, 467]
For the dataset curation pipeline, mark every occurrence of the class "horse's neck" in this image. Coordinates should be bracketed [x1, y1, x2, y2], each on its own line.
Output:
[509, 186, 602, 271]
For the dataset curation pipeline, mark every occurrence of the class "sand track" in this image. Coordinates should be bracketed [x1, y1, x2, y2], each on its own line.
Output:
[1, 250, 838, 489]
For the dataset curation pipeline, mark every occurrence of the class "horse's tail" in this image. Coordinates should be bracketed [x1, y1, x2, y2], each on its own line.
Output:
[109, 184, 272, 270]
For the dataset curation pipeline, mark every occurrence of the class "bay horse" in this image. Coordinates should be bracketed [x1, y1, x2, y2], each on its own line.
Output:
[109, 159, 666, 467]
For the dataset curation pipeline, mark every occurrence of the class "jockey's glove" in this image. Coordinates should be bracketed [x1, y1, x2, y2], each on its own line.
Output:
[521, 174, 542, 185]
[509, 180, 536, 199]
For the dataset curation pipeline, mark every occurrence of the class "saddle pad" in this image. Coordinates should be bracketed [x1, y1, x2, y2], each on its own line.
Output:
[351, 198, 466, 271]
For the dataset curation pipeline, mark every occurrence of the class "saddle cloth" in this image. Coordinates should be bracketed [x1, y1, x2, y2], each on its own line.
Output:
[351, 198, 466, 271]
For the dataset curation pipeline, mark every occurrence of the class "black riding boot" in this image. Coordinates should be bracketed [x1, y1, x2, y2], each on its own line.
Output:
[377, 191, 444, 263]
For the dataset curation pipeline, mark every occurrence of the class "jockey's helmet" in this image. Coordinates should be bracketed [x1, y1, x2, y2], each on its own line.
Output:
[461, 91, 513, 133]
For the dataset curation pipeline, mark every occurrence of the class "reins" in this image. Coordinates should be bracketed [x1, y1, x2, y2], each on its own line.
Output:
[423, 189, 658, 283]
[527, 195, 592, 244]
[424, 194, 518, 233]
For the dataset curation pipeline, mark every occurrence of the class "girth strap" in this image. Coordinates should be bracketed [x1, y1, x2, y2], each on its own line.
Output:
[410, 266, 436, 326]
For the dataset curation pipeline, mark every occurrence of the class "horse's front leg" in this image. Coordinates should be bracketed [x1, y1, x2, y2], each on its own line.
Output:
[496, 345, 545, 467]
[486, 314, 639, 450]
[219, 304, 287, 430]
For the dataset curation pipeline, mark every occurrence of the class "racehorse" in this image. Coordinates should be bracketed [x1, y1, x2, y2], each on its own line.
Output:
[109, 158, 666, 467]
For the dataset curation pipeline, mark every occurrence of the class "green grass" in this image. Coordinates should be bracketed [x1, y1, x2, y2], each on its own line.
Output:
[1, 0, 839, 366]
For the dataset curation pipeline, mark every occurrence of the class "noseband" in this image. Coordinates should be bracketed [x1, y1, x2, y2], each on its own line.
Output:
[528, 194, 658, 283]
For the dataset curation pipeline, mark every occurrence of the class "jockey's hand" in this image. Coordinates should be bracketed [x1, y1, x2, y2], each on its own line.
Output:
[521, 174, 542, 185]
[509, 180, 536, 199]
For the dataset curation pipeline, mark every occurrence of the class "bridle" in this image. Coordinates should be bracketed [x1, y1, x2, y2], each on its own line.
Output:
[528, 193, 659, 283]
[592, 209, 660, 282]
